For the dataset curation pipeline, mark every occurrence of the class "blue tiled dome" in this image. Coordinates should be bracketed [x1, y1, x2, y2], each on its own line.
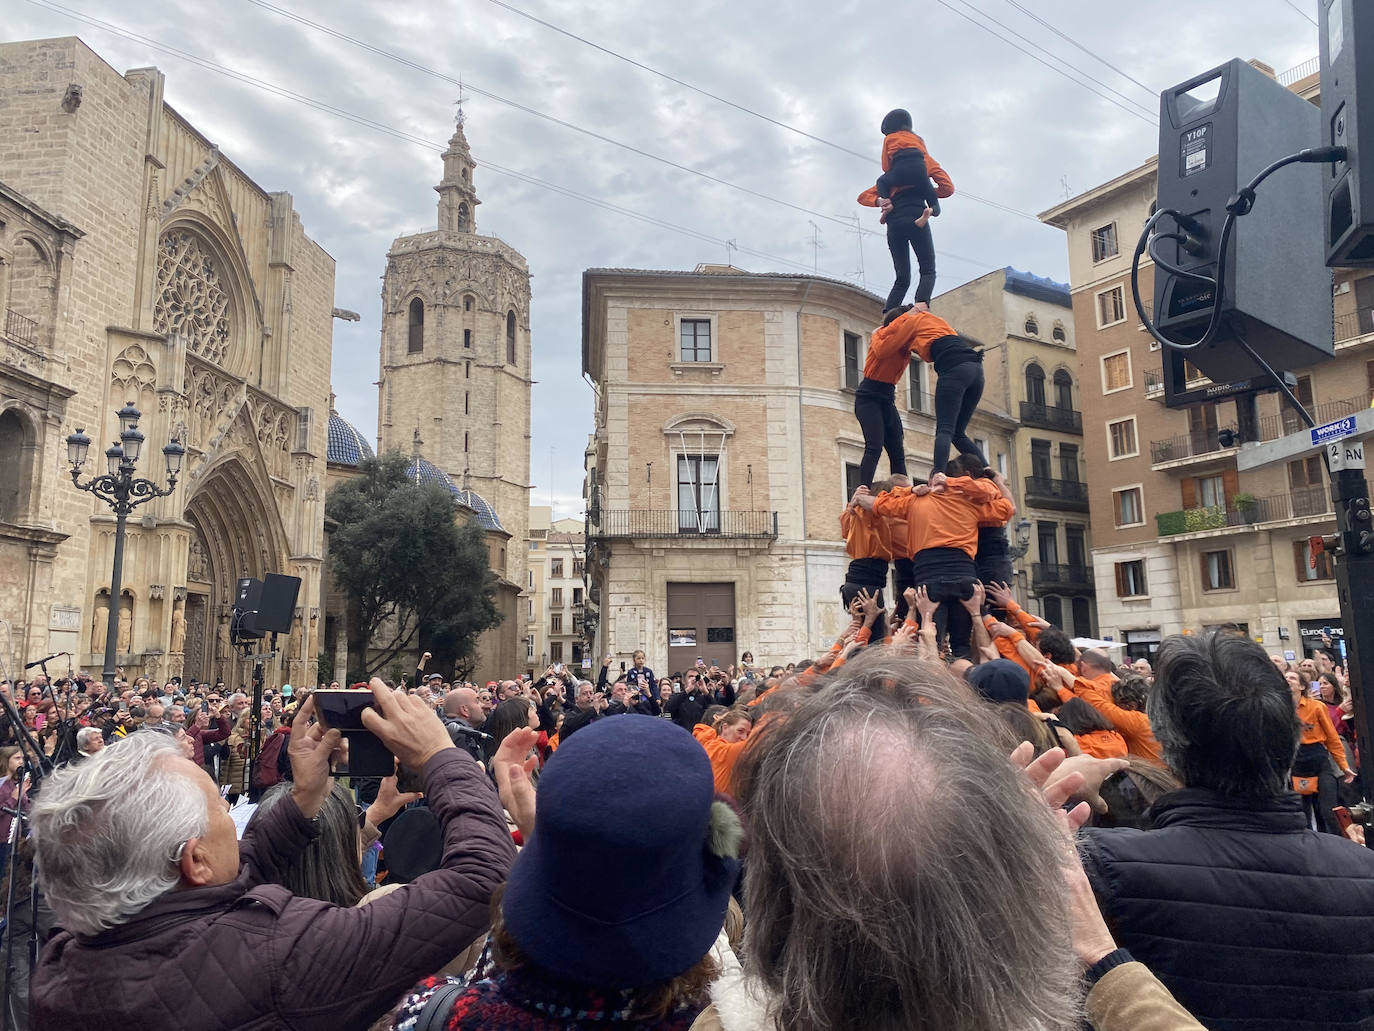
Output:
[406, 456, 459, 493]
[327, 411, 375, 467]
[455, 487, 504, 532]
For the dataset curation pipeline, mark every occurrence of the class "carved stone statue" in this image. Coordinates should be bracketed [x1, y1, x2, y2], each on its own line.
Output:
[116, 598, 133, 654]
[170, 597, 187, 654]
[217, 614, 231, 658]
[91, 596, 109, 653]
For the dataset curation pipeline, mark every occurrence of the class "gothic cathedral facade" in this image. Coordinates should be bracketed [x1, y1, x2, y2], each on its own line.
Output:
[0, 39, 331, 689]
[376, 116, 533, 673]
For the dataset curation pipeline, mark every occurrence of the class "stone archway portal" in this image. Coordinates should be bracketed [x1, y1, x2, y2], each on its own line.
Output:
[183, 456, 288, 688]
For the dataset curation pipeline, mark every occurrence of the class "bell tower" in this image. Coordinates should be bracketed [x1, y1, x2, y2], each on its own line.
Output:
[436, 111, 479, 234]
[376, 112, 533, 643]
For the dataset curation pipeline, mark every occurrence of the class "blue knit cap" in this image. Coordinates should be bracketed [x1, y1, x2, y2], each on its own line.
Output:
[501, 714, 740, 987]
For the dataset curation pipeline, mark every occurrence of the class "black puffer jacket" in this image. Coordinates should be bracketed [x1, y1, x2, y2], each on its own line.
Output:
[1082, 788, 1374, 1031]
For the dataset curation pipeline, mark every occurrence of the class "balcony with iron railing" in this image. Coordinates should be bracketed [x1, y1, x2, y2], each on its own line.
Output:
[589, 510, 779, 540]
[1335, 309, 1374, 347]
[1023, 476, 1089, 512]
[1155, 485, 1331, 538]
[1150, 393, 1369, 468]
[4, 309, 38, 346]
[1031, 563, 1095, 594]
[1019, 401, 1082, 433]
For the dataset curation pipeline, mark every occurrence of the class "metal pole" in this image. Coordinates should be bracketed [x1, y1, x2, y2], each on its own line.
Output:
[102, 506, 127, 684]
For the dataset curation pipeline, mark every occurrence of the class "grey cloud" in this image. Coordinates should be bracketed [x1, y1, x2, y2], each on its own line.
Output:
[7, 0, 1321, 518]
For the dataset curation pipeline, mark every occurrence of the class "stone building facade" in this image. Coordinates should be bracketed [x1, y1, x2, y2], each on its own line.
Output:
[376, 114, 532, 675]
[933, 268, 1097, 636]
[0, 38, 333, 688]
[581, 266, 1017, 672]
[1037, 63, 1362, 662]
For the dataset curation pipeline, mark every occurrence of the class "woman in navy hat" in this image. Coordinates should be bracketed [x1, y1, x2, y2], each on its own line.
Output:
[390, 715, 743, 1030]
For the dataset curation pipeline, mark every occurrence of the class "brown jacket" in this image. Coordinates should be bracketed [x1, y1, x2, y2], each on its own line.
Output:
[32, 749, 516, 1031]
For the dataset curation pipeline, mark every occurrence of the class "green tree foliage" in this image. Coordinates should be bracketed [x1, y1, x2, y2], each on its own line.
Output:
[326, 452, 500, 677]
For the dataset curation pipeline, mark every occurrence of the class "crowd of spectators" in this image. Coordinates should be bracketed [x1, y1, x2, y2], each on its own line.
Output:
[3, 466, 1373, 1029]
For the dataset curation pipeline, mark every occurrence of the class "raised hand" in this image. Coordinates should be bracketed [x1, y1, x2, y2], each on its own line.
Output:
[914, 585, 938, 623]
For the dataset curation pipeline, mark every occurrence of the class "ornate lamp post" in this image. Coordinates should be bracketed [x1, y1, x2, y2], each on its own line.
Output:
[66, 402, 185, 684]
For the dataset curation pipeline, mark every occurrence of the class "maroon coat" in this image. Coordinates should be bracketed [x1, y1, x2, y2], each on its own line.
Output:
[31, 749, 515, 1031]
[187, 715, 231, 766]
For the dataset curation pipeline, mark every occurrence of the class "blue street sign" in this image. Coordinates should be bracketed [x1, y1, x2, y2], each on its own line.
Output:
[1310, 416, 1357, 447]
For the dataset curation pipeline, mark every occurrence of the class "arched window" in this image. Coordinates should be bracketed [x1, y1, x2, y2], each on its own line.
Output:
[0, 409, 32, 523]
[506, 311, 517, 365]
[1024, 314, 1039, 336]
[1071, 597, 1092, 638]
[1053, 369, 1074, 410]
[408, 298, 424, 353]
[457, 203, 469, 232]
[464, 295, 473, 312]
[1052, 321, 1067, 343]
[1024, 362, 1046, 406]
[1042, 595, 1063, 630]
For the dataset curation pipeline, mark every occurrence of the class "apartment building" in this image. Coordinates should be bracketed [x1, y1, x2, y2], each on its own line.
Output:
[525, 506, 586, 673]
[1038, 63, 1365, 662]
[581, 265, 1017, 672]
[935, 268, 1096, 636]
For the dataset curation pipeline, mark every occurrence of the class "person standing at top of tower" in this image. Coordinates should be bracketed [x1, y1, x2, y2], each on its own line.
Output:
[857, 109, 955, 313]
[853, 305, 985, 489]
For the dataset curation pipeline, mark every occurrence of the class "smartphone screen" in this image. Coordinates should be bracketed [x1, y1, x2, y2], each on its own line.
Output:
[314, 690, 375, 731]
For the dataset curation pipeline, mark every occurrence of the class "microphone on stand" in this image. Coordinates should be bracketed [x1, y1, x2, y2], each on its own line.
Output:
[24, 652, 68, 671]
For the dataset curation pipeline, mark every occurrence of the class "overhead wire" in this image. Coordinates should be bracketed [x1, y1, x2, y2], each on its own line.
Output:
[932, 0, 1157, 122]
[19, 0, 971, 279]
[239, 0, 1021, 253]
[1282, 0, 1319, 28]
[478, 0, 1043, 223]
[999, 0, 1160, 101]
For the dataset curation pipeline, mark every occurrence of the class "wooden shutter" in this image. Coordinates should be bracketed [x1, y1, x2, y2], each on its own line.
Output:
[1222, 467, 1240, 507]
[1200, 551, 1211, 590]
[1115, 563, 1126, 597]
[1181, 477, 1197, 510]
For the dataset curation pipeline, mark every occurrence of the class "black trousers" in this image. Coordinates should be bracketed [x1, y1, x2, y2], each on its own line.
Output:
[854, 379, 905, 487]
[876, 151, 941, 214]
[885, 214, 937, 310]
[932, 360, 986, 476]
[913, 548, 977, 658]
[1294, 742, 1342, 834]
[892, 557, 915, 622]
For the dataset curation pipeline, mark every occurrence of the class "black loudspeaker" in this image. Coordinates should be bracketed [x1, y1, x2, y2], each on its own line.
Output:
[1155, 58, 1333, 393]
[255, 573, 301, 635]
[234, 577, 264, 641]
[1321, 0, 1374, 266]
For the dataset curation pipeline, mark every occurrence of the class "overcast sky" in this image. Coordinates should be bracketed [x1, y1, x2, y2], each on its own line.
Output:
[8, 0, 1321, 518]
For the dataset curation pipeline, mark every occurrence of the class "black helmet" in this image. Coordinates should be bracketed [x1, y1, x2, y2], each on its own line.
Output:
[881, 108, 912, 135]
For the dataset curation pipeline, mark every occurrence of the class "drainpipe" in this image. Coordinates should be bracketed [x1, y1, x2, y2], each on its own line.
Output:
[794, 280, 815, 653]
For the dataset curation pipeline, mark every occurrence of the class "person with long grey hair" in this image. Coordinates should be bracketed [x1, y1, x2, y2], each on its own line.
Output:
[694, 651, 1204, 1031]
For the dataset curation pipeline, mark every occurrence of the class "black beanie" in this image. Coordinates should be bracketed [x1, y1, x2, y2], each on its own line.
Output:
[966, 659, 1031, 705]
[881, 108, 913, 135]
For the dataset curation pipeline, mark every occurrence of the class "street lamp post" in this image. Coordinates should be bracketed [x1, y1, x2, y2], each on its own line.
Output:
[66, 402, 185, 684]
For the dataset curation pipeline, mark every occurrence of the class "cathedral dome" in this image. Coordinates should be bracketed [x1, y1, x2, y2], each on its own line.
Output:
[327, 411, 374, 467]
[455, 488, 504, 532]
[405, 455, 460, 494]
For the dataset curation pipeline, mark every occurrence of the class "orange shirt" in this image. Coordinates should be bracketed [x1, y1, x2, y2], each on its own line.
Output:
[692, 723, 750, 795]
[856, 130, 954, 206]
[1072, 672, 1162, 763]
[1297, 695, 1350, 773]
[1076, 729, 1129, 761]
[873, 478, 1015, 559]
[862, 310, 959, 384]
[841, 506, 897, 562]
